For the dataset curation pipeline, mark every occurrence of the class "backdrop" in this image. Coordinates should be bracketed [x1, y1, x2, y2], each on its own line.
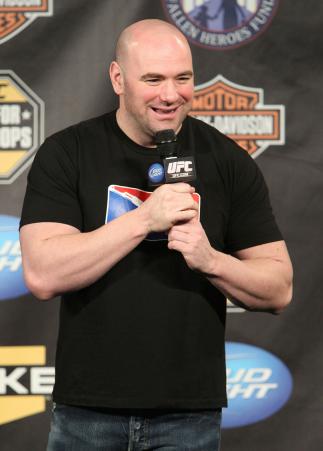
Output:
[0, 1, 322, 450]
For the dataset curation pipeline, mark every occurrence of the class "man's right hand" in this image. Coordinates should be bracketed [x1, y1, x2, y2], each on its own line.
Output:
[138, 183, 198, 233]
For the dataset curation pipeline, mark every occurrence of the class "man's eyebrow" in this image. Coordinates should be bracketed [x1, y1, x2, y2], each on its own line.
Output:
[140, 71, 193, 80]
[140, 73, 164, 80]
[177, 71, 194, 77]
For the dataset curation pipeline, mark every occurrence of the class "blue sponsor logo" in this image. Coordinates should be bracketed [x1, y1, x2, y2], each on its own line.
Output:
[223, 342, 293, 428]
[148, 163, 164, 184]
[0, 215, 29, 301]
[163, 0, 280, 50]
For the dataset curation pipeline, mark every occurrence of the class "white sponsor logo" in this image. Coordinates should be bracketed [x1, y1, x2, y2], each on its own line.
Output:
[167, 161, 193, 174]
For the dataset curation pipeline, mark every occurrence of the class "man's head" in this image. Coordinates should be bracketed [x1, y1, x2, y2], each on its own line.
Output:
[110, 19, 194, 147]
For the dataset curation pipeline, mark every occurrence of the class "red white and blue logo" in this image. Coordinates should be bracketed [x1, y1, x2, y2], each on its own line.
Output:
[105, 185, 200, 241]
[162, 0, 280, 50]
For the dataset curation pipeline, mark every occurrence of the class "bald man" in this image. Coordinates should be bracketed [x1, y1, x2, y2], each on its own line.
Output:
[20, 19, 292, 451]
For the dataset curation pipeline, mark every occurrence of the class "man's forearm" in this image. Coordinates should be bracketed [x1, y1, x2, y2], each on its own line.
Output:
[206, 249, 293, 313]
[21, 208, 150, 300]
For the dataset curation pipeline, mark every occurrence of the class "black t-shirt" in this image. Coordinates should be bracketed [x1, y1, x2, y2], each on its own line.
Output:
[20, 111, 282, 410]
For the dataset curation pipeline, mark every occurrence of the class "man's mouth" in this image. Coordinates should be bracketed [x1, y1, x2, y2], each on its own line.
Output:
[151, 106, 179, 115]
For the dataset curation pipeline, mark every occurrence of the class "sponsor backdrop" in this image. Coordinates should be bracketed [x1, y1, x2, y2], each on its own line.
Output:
[0, 0, 322, 449]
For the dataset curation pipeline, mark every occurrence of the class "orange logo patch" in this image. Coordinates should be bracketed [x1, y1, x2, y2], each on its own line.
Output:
[191, 75, 285, 157]
[0, 0, 53, 44]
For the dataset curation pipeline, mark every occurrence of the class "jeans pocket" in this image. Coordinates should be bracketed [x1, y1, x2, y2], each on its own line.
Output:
[187, 409, 222, 427]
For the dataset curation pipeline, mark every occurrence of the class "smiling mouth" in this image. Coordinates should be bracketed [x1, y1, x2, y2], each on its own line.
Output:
[151, 107, 178, 115]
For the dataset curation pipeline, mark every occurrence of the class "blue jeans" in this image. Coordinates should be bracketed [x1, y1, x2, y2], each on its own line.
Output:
[47, 403, 222, 450]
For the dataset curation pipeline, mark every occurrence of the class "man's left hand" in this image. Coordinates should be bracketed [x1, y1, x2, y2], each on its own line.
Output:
[168, 217, 215, 274]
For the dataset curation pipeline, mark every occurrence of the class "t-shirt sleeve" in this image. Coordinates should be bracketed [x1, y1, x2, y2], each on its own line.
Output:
[20, 135, 83, 230]
[225, 149, 283, 253]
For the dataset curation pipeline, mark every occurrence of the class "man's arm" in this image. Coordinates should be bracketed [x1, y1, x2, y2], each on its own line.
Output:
[20, 210, 148, 301]
[168, 218, 293, 313]
[20, 183, 198, 301]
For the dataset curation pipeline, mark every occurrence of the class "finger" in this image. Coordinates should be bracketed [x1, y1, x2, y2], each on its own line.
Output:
[169, 224, 191, 235]
[171, 218, 200, 233]
[168, 229, 190, 242]
[168, 239, 190, 253]
[178, 195, 199, 211]
[169, 183, 195, 193]
[172, 209, 197, 224]
[188, 213, 199, 222]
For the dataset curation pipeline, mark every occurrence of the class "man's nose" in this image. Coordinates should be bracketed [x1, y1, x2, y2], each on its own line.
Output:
[159, 80, 179, 103]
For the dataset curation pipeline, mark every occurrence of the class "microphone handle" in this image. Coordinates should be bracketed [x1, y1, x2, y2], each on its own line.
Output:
[158, 141, 178, 159]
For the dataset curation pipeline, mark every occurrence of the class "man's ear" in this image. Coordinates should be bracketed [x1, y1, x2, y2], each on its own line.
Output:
[109, 61, 124, 95]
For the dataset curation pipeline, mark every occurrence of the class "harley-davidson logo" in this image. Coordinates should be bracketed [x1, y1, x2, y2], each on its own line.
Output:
[0, 0, 53, 45]
[191, 75, 285, 157]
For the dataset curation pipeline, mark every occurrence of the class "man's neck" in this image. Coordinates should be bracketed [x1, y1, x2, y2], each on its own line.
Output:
[116, 109, 155, 148]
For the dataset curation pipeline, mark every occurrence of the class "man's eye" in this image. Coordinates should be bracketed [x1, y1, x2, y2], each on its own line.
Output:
[145, 79, 160, 84]
[177, 77, 191, 83]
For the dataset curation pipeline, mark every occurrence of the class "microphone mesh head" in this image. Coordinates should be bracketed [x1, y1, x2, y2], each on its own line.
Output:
[154, 129, 176, 144]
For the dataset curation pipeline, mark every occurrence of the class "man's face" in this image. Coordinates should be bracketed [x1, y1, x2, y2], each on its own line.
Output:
[115, 34, 194, 146]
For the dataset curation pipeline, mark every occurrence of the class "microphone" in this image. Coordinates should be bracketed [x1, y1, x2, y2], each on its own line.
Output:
[148, 129, 197, 185]
[147, 129, 177, 185]
[154, 129, 177, 158]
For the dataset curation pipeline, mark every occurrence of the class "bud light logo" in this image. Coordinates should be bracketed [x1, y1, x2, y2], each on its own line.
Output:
[0, 215, 29, 301]
[148, 163, 164, 184]
[223, 342, 293, 428]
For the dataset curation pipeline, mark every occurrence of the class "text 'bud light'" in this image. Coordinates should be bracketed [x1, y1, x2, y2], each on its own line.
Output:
[222, 342, 293, 428]
[0, 215, 29, 301]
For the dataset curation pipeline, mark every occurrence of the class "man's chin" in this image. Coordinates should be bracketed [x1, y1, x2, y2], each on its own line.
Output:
[148, 108, 189, 133]
[151, 119, 183, 136]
